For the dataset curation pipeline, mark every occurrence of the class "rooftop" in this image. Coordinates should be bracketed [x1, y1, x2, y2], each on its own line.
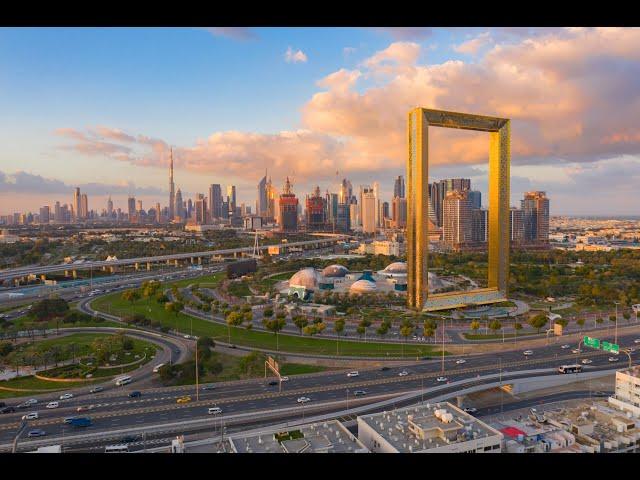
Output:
[228, 420, 368, 453]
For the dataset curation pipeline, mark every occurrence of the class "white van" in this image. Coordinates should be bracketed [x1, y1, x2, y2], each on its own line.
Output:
[208, 407, 222, 415]
[46, 401, 59, 409]
[153, 363, 165, 373]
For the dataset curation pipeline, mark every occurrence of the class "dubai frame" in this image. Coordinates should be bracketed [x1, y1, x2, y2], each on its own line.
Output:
[407, 108, 510, 312]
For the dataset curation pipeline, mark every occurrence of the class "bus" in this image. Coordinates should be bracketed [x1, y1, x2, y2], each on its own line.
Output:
[115, 375, 132, 386]
[152, 363, 165, 373]
[558, 364, 583, 374]
[104, 444, 129, 453]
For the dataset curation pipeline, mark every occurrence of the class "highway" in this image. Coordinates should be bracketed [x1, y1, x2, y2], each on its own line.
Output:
[0, 327, 636, 452]
[0, 236, 348, 282]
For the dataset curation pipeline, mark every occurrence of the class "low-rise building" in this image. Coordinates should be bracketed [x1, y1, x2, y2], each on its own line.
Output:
[228, 420, 368, 453]
[357, 402, 503, 453]
[609, 366, 640, 417]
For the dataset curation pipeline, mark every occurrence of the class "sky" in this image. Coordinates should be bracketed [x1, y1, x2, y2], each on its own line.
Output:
[1, 27, 640, 216]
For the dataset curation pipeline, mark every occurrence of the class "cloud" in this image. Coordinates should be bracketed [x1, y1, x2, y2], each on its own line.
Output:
[285, 46, 308, 63]
[454, 32, 492, 55]
[202, 27, 257, 41]
[0, 170, 166, 197]
[343, 46, 357, 57]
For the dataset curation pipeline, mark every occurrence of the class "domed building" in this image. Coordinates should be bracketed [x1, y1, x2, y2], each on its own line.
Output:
[378, 261, 407, 278]
[349, 279, 378, 294]
[288, 268, 320, 300]
[321, 264, 349, 278]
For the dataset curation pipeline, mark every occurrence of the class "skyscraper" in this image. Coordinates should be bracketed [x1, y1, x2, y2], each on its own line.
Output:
[227, 185, 237, 215]
[443, 190, 472, 250]
[361, 189, 377, 234]
[107, 196, 113, 218]
[195, 194, 207, 224]
[54, 201, 62, 224]
[468, 190, 482, 210]
[392, 196, 407, 228]
[471, 208, 488, 243]
[521, 191, 550, 244]
[168, 147, 175, 221]
[175, 189, 184, 220]
[127, 196, 136, 221]
[393, 175, 405, 199]
[155, 202, 161, 223]
[73, 187, 81, 222]
[39, 206, 50, 224]
[257, 172, 268, 217]
[209, 184, 222, 219]
[305, 186, 326, 231]
[80, 194, 88, 219]
[509, 207, 524, 244]
[279, 177, 298, 232]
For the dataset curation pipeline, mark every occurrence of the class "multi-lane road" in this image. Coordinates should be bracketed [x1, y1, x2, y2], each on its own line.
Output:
[1, 327, 636, 452]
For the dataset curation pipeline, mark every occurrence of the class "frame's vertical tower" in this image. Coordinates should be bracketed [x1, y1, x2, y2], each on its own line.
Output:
[488, 120, 510, 293]
[407, 108, 429, 309]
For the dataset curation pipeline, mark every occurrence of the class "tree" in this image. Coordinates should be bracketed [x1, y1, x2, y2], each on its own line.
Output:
[470, 320, 481, 334]
[333, 319, 345, 354]
[292, 315, 309, 335]
[263, 317, 287, 350]
[555, 318, 568, 328]
[528, 314, 548, 333]
[303, 325, 317, 336]
[31, 297, 69, 334]
[623, 312, 631, 322]
[488, 319, 502, 334]
[263, 307, 274, 319]
[121, 289, 141, 305]
[356, 325, 366, 339]
[576, 318, 585, 330]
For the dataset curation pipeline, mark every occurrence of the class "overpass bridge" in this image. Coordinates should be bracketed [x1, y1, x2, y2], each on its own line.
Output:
[0, 235, 349, 283]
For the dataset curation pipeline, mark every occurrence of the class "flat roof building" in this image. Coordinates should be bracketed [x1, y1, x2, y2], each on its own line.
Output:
[357, 402, 503, 453]
[228, 420, 368, 453]
[609, 366, 640, 417]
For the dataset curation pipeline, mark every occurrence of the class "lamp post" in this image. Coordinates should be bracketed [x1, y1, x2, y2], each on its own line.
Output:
[614, 301, 619, 346]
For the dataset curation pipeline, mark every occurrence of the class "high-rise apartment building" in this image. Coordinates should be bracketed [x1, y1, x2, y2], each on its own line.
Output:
[175, 189, 184, 220]
[336, 202, 351, 232]
[361, 189, 377, 234]
[521, 191, 550, 244]
[257, 173, 268, 217]
[443, 190, 472, 249]
[393, 175, 405, 199]
[208, 184, 222, 219]
[195, 194, 207, 224]
[306, 186, 326, 231]
[471, 208, 488, 243]
[80, 194, 88, 219]
[168, 147, 175, 221]
[430, 179, 471, 227]
[39, 206, 50, 224]
[54, 201, 62, 223]
[468, 190, 482, 210]
[73, 187, 81, 222]
[127, 196, 136, 220]
[279, 177, 298, 232]
[107, 196, 113, 218]
[155, 202, 161, 223]
[227, 185, 237, 215]
[392, 196, 407, 228]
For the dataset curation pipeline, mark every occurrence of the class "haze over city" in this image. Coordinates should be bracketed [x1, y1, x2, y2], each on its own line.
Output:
[2, 27, 640, 215]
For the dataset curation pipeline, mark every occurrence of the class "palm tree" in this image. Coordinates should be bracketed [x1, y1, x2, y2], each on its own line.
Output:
[333, 319, 345, 355]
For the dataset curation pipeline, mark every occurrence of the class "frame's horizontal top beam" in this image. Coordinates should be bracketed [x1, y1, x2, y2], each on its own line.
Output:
[416, 108, 508, 132]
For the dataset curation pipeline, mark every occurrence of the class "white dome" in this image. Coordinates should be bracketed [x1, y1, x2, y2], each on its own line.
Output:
[289, 268, 319, 290]
[383, 262, 407, 274]
[349, 279, 377, 294]
[321, 264, 349, 278]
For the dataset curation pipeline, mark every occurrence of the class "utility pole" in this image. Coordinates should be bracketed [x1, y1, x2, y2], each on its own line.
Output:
[614, 301, 619, 346]
[441, 319, 445, 375]
[195, 340, 199, 401]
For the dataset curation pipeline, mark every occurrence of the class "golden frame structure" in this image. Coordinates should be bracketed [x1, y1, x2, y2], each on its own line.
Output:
[407, 108, 510, 311]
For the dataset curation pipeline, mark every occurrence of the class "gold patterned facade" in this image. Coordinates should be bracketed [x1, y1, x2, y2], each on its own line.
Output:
[406, 108, 510, 311]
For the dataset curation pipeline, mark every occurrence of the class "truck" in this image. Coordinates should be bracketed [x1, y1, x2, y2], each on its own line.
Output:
[69, 417, 92, 427]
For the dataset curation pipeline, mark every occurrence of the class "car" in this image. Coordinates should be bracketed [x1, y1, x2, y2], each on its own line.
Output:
[380, 367, 390, 371]
[455, 359, 467, 364]
[561, 344, 571, 349]
[593, 391, 610, 397]
[63, 417, 77, 424]
[353, 390, 367, 397]
[22, 412, 39, 420]
[523, 350, 534, 356]
[208, 407, 223, 415]
[608, 357, 619, 362]
[128, 391, 142, 398]
[46, 402, 59, 409]
[230, 345, 237, 349]
[176, 396, 192, 404]
[297, 397, 311, 404]
[27, 429, 46, 438]
[202, 385, 216, 391]
[0, 406, 16, 414]
[436, 376, 448, 382]
[25, 399, 38, 406]
[76, 405, 94, 412]
[347, 371, 359, 377]
[90, 386, 104, 394]
[463, 407, 478, 414]
[59, 393, 74, 400]
[398, 370, 409, 377]
[267, 380, 279, 386]
[635, 339, 640, 344]
[571, 349, 581, 354]
[280, 376, 289, 382]
[581, 358, 593, 364]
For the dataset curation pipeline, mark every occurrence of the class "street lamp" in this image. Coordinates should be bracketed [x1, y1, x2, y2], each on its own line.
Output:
[614, 301, 619, 346]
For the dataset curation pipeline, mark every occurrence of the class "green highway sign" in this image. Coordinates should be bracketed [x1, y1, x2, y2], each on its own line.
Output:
[584, 336, 600, 348]
[602, 341, 620, 354]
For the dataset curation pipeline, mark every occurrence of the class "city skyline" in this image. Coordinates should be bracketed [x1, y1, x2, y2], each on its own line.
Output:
[2, 27, 640, 215]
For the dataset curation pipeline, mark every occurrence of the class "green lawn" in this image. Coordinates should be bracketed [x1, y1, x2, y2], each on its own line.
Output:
[227, 281, 253, 298]
[10, 315, 122, 331]
[0, 374, 99, 397]
[92, 292, 445, 358]
[463, 331, 540, 340]
[166, 272, 225, 289]
[279, 363, 328, 376]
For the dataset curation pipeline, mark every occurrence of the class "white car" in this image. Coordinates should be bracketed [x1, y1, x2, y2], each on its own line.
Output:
[297, 396, 311, 404]
[561, 344, 571, 349]
[608, 357, 619, 362]
[581, 358, 593, 365]
[398, 370, 409, 377]
[46, 402, 59, 409]
[22, 412, 39, 420]
[455, 359, 466, 364]
[347, 371, 359, 378]
[635, 339, 640, 344]
[280, 376, 289, 382]
[523, 350, 534, 356]
[25, 399, 38, 406]
[208, 407, 223, 415]
[571, 349, 581, 354]
[59, 393, 74, 400]
[463, 407, 478, 413]
[436, 376, 448, 382]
